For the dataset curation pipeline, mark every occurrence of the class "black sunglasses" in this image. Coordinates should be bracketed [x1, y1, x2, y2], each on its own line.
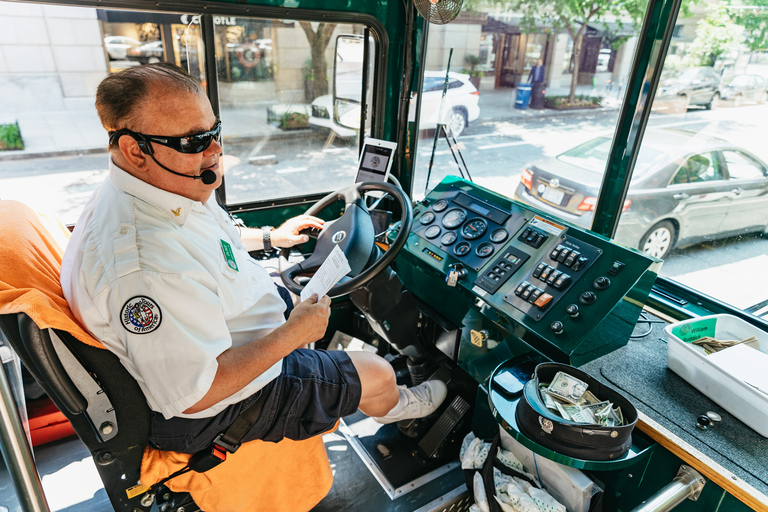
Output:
[109, 119, 221, 154]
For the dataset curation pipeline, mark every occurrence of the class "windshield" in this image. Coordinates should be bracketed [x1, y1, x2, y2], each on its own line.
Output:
[557, 137, 663, 177]
[725, 75, 750, 87]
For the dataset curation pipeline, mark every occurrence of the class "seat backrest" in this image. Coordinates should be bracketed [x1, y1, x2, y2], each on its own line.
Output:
[0, 200, 156, 511]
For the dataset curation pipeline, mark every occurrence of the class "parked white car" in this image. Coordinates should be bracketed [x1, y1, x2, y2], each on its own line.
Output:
[104, 36, 141, 60]
[309, 70, 480, 138]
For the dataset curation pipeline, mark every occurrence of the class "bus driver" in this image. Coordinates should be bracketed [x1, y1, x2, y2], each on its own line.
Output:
[61, 63, 447, 454]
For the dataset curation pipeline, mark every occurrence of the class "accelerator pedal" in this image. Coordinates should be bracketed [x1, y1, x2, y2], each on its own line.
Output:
[418, 395, 470, 459]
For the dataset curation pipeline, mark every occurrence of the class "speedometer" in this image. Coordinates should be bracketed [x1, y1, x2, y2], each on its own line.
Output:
[461, 218, 487, 240]
[441, 208, 466, 229]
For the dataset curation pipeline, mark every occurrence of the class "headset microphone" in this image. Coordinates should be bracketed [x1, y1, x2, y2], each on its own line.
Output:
[149, 153, 218, 185]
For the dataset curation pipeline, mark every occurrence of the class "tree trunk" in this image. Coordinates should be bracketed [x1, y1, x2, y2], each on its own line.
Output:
[569, 29, 585, 104]
[299, 22, 337, 102]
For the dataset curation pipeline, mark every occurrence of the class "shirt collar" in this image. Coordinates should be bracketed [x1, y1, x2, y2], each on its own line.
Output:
[109, 158, 201, 226]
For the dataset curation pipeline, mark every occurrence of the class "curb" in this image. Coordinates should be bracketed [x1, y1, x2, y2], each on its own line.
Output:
[0, 128, 322, 162]
[0, 146, 108, 162]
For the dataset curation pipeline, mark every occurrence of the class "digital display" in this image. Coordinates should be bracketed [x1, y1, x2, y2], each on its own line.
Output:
[506, 254, 520, 264]
[356, 145, 393, 182]
[469, 202, 490, 216]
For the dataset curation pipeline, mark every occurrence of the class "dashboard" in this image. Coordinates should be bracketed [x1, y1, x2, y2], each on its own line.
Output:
[400, 177, 661, 366]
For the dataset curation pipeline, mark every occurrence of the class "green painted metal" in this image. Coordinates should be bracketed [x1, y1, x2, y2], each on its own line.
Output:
[591, 0, 683, 237]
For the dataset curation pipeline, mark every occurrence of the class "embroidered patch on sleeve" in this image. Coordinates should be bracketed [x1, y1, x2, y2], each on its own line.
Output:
[121, 296, 162, 334]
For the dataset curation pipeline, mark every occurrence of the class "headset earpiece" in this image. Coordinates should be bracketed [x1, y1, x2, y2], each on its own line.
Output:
[134, 134, 153, 155]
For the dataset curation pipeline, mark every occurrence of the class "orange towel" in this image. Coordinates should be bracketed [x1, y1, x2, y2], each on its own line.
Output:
[0, 200, 334, 512]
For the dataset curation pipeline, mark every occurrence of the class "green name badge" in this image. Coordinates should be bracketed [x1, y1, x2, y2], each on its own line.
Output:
[672, 317, 717, 343]
[220, 239, 239, 272]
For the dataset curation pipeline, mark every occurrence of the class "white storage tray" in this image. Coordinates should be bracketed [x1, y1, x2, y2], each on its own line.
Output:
[665, 314, 768, 437]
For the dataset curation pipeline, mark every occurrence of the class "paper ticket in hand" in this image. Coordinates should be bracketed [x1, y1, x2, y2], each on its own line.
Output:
[300, 245, 351, 301]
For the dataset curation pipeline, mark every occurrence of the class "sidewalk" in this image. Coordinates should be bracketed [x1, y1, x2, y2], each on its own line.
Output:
[0, 83, 621, 161]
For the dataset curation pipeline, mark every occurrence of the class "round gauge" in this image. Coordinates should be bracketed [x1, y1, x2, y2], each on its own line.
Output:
[432, 199, 449, 212]
[441, 231, 457, 245]
[441, 208, 466, 229]
[475, 242, 495, 258]
[419, 212, 435, 225]
[461, 218, 488, 240]
[454, 242, 471, 257]
[424, 225, 441, 239]
[490, 228, 509, 243]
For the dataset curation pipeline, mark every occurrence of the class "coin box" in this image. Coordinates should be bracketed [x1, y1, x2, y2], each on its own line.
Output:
[665, 314, 768, 437]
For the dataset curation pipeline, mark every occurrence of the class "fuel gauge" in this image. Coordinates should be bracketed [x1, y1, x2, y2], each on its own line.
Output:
[454, 242, 471, 257]
[442, 208, 466, 229]
[420, 212, 435, 225]
[441, 232, 457, 245]
[475, 242, 495, 258]
[432, 199, 449, 212]
[490, 228, 509, 243]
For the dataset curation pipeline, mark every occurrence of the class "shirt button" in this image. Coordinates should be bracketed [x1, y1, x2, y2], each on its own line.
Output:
[119, 227, 128, 235]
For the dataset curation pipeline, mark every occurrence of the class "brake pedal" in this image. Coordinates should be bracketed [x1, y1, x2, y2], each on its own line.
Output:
[418, 395, 470, 459]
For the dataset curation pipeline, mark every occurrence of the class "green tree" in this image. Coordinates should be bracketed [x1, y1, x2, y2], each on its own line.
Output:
[726, 0, 768, 52]
[298, 22, 337, 101]
[500, 0, 646, 103]
[685, 5, 743, 67]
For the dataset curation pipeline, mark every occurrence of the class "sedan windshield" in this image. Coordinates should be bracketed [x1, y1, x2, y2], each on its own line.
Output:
[557, 137, 664, 178]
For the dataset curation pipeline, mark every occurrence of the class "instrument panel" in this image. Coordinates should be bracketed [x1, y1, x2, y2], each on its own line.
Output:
[403, 178, 660, 366]
[411, 190, 528, 271]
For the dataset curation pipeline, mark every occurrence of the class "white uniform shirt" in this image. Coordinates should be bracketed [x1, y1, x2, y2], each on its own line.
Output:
[61, 160, 286, 419]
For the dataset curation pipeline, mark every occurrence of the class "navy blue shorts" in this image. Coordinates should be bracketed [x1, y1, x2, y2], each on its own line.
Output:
[147, 349, 362, 453]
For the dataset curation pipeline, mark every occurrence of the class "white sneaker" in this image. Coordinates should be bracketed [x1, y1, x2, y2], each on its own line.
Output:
[373, 380, 448, 424]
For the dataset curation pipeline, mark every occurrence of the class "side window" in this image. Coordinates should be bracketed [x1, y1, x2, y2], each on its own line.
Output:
[723, 150, 766, 180]
[683, 153, 722, 183]
[670, 164, 690, 185]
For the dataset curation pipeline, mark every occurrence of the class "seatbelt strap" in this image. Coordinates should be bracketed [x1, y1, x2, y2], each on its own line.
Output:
[187, 388, 269, 472]
[146, 388, 269, 498]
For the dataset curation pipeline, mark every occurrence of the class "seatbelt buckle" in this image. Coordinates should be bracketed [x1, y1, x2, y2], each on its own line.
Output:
[212, 432, 241, 454]
[188, 432, 240, 473]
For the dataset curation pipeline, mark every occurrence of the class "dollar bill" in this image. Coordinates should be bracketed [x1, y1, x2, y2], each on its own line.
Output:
[578, 390, 601, 406]
[546, 371, 589, 405]
[541, 390, 560, 411]
[595, 403, 624, 427]
[555, 401, 572, 420]
[565, 405, 599, 424]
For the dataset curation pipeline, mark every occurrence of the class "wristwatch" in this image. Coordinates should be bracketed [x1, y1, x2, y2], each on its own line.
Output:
[262, 226, 273, 252]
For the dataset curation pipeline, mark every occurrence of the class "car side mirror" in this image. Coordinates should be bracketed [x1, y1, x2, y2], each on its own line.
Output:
[333, 34, 373, 131]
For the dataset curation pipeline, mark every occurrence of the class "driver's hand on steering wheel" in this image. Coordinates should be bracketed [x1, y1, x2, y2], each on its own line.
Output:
[272, 215, 325, 248]
[285, 293, 331, 346]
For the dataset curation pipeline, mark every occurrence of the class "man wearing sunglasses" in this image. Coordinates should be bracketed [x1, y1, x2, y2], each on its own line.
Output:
[61, 63, 446, 460]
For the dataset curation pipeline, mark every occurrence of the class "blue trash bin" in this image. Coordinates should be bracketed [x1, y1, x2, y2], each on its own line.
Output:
[515, 83, 532, 109]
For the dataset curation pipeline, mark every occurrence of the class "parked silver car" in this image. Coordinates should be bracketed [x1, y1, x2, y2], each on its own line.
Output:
[513, 129, 768, 259]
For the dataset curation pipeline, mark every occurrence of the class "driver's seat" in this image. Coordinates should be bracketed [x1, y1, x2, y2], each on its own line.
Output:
[0, 200, 335, 512]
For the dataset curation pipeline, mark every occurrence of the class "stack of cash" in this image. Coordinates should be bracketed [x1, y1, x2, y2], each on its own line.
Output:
[538, 371, 625, 427]
[693, 335, 758, 354]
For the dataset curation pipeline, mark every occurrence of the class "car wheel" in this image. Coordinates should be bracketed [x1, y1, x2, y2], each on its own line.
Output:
[706, 93, 720, 110]
[676, 94, 690, 114]
[640, 221, 676, 260]
[447, 108, 468, 137]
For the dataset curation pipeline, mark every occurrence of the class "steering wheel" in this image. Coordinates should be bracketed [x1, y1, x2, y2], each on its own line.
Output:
[279, 181, 413, 298]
